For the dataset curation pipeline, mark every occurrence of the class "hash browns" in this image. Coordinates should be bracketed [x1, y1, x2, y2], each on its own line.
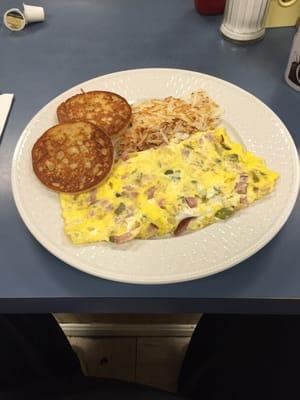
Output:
[116, 91, 221, 158]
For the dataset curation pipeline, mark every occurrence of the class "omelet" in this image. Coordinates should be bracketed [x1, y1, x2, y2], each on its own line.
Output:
[60, 127, 279, 244]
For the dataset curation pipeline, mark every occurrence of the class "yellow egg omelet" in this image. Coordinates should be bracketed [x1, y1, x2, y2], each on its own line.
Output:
[60, 128, 279, 244]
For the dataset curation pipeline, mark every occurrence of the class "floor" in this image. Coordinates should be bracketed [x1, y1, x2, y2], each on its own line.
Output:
[56, 314, 200, 393]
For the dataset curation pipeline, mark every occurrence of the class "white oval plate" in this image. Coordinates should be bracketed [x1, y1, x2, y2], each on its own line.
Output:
[11, 68, 299, 284]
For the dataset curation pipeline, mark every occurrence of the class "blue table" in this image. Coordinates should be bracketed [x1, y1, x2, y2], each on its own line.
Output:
[0, 0, 299, 313]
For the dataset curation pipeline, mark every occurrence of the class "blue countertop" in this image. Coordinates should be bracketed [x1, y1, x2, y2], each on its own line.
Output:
[0, 0, 299, 313]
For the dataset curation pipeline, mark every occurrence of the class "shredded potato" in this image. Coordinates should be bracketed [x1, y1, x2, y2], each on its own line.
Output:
[116, 91, 221, 158]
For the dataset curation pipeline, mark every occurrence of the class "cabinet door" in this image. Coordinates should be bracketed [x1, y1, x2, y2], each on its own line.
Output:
[69, 337, 136, 381]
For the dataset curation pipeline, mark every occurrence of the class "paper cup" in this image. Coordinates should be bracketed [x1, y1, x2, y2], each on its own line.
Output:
[23, 3, 45, 23]
[3, 8, 26, 31]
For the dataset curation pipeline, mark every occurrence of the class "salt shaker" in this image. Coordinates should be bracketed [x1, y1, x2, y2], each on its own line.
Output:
[220, 0, 270, 42]
[285, 21, 300, 91]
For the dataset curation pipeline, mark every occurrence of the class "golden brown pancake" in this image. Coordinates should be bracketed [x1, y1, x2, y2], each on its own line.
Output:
[32, 121, 114, 193]
[57, 91, 131, 137]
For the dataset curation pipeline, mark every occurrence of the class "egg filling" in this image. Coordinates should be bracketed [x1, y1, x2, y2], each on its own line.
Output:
[60, 128, 279, 244]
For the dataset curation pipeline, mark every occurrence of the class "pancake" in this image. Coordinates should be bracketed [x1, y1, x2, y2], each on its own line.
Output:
[32, 121, 114, 193]
[57, 90, 132, 137]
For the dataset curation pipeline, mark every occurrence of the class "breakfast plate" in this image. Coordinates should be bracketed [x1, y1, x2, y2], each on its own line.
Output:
[11, 68, 299, 284]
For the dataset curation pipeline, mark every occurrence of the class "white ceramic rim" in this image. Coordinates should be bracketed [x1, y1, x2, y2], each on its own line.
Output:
[11, 68, 300, 284]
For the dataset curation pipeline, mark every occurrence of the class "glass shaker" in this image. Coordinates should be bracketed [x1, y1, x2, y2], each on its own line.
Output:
[220, 0, 270, 42]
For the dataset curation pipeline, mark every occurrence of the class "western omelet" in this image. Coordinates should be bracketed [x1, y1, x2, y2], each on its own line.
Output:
[60, 127, 279, 244]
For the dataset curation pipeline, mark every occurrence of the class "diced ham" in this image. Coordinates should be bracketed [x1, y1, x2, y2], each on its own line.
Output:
[121, 184, 138, 199]
[147, 223, 159, 234]
[240, 195, 248, 207]
[204, 133, 214, 142]
[110, 224, 141, 244]
[174, 217, 196, 236]
[185, 197, 198, 208]
[89, 189, 97, 205]
[111, 231, 135, 244]
[121, 152, 129, 161]
[129, 191, 139, 199]
[123, 185, 135, 191]
[99, 199, 114, 211]
[145, 186, 157, 199]
[158, 198, 166, 209]
[235, 174, 248, 194]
